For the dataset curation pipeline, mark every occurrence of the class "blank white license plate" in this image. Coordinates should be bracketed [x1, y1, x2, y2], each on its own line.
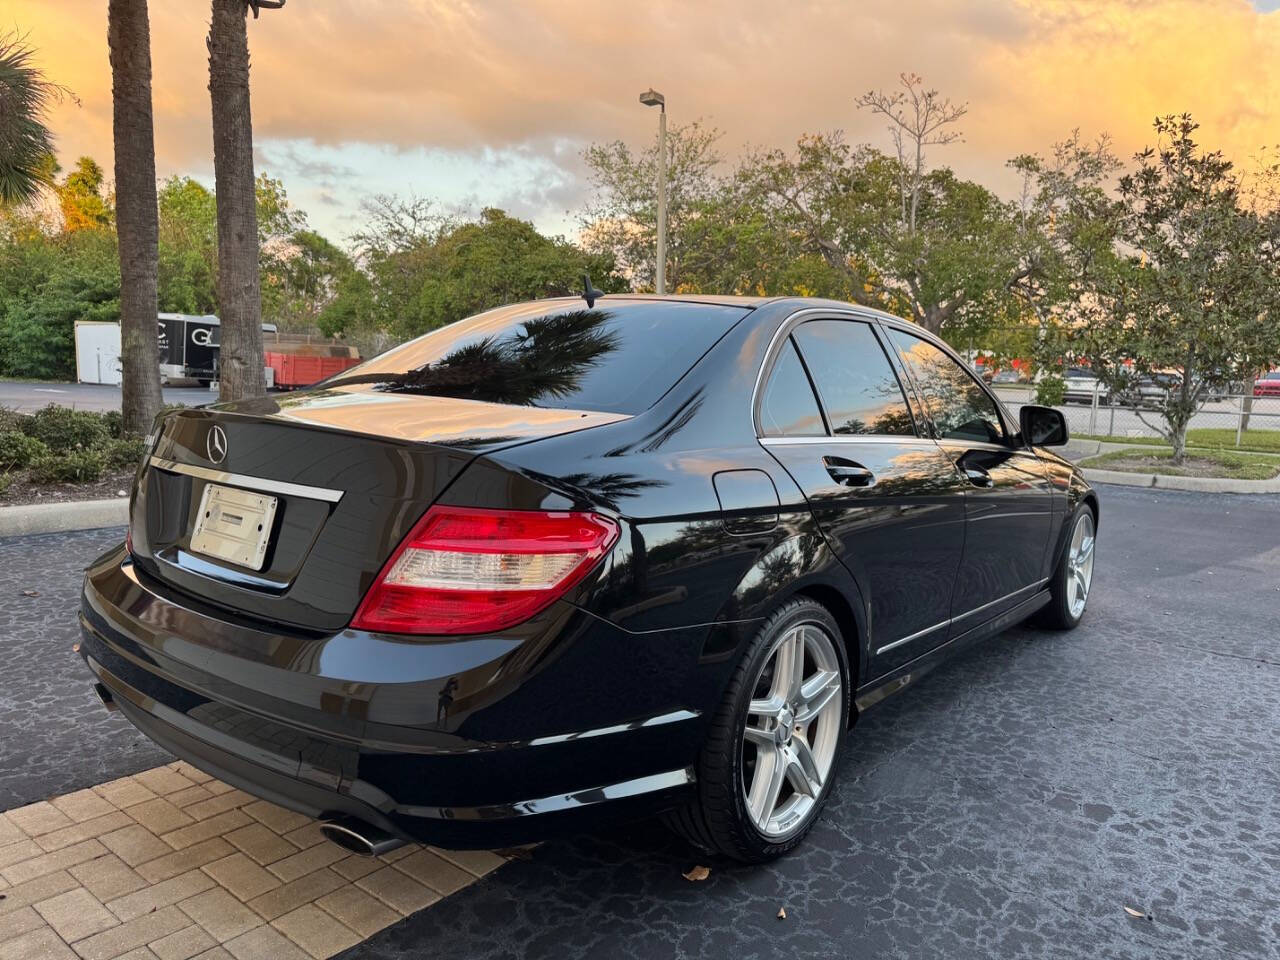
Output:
[190, 483, 278, 571]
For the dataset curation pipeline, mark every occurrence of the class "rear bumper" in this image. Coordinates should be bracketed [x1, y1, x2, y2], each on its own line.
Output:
[79, 544, 710, 848]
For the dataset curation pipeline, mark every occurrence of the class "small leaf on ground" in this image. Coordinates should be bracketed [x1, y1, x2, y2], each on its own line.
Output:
[1124, 905, 1150, 920]
[22, 590, 38, 597]
[683, 865, 711, 882]
[777, 906, 787, 920]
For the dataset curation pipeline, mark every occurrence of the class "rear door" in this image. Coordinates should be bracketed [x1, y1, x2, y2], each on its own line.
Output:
[757, 316, 968, 674]
[882, 325, 1055, 631]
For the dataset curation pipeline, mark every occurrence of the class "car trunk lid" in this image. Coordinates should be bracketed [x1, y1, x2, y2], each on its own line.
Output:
[129, 387, 628, 632]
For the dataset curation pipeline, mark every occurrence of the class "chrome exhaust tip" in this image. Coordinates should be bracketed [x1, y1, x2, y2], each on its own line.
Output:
[319, 817, 406, 857]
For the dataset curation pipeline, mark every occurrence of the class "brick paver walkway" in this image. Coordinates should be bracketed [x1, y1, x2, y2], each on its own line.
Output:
[0, 761, 506, 959]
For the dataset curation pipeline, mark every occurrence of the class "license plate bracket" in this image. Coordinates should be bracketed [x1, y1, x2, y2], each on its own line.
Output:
[189, 483, 278, 571]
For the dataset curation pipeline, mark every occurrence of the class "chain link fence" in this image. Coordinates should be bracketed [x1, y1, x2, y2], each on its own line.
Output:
[992, 383, 1280, 448]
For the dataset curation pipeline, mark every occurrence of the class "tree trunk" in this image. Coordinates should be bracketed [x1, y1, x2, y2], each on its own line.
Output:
[1170, 423, 1188, 465]
[208, 0, 264, 402]
[108, 0, 164, 436]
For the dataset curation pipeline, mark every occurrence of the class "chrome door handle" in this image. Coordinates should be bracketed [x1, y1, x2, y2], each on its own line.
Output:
[964, 467, 994, 488]
[824, 457, 876, 487]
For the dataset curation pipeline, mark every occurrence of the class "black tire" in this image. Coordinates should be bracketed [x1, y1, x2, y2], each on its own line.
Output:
[665, 597, 851, 863]
[1035, 504, 1097, 630]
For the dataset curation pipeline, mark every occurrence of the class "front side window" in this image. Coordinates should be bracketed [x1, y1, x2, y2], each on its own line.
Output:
[792, 320, 915, 436]
[886, 328, 1005, 444]
[759, 340, 825, 437]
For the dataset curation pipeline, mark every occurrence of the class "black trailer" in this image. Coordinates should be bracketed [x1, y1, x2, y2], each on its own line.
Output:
[157, 313, 277, 386]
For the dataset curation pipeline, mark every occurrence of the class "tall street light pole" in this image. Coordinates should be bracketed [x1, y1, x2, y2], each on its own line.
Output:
[639, 88, 666, 295]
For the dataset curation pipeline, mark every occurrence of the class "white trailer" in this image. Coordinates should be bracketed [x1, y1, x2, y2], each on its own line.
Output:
[73, 321, 123, 385]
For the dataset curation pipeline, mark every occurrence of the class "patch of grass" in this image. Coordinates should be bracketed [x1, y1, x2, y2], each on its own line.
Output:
[1074, 429, 1280, 455]
[1081, 448, 1280, 480]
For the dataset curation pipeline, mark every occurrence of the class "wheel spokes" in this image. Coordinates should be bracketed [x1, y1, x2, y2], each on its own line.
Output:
[772, 629, 805, 702]
[747, 745, 787, 824]
[786, 737, 824, 796]
[795, 670, 840, 725]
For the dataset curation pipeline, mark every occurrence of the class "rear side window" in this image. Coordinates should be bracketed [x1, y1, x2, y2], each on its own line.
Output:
[886, 328, 1005, 444]
[327, 300, 749, 415]
[792, 320, 915, 436]
[759, 340, 825, 437]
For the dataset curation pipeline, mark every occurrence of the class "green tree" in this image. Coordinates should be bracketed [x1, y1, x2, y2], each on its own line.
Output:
[1068, 115, 1280, 462]
[581, 119, 723, 292]
[340, 206, 622, 340]
[157, 176, 218, 312]
[0, 33, 65, 206]
[265, 228, 354, 329]
[0, 220, 119, 379]
[56, 157, 113, 232]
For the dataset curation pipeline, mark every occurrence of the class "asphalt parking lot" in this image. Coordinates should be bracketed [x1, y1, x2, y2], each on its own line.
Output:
[2, 484, 1277, 959]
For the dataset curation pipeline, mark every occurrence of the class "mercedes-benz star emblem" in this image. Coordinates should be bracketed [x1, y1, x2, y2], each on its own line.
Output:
[206, 425, 228, 464]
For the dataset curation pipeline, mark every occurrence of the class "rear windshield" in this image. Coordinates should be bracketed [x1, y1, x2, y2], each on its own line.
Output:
[328, 299, 749, 415]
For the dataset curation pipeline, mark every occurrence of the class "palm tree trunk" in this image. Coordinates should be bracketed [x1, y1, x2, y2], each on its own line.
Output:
[208, 0, 264, 401]
[108, 0, 164, 436]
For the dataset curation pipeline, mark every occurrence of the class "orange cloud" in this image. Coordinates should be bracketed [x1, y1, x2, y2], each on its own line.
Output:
[9, 0, 1280, 219]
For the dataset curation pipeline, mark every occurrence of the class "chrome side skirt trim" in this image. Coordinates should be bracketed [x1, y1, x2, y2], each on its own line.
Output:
[149, 456, 344, 503]
[400, 767, 697, 821]
[875, 618, 950, 654]
[874, 579, 1050, 655]
[522, 709, 701, 747]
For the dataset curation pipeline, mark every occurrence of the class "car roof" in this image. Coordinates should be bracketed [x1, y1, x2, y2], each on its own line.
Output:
[587, 293, 915, 324]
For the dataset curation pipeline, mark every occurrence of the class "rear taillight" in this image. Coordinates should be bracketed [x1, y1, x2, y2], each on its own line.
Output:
[350, 506, 619, 635]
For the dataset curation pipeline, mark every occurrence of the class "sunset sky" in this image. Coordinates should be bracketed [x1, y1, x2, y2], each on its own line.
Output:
[8, 0, 1280, 243]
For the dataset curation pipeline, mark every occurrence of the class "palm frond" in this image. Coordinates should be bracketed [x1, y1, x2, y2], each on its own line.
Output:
[0, 32, 72, 206]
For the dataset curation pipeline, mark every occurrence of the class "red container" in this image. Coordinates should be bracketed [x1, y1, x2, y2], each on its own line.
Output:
[266, 352, 361, 388]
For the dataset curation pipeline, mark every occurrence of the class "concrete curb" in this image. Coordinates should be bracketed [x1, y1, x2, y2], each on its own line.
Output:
[1080, 466, 1280, 494]
[0, 498, 128, 537]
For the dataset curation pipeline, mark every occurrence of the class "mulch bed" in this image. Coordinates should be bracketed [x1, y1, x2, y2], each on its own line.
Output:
[1, 468, 135, 507]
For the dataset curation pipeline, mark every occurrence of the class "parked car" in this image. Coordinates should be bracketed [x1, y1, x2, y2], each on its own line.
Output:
[1063, 366, 1112, 405]
[1254, 371, 1280, 398]
[1120, 372, 1181, 409]
[991, 368, 1029, 386]
[79, 296, 1097, 863]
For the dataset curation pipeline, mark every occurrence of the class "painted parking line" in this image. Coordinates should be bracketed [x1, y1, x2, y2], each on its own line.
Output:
[0, 760, 510, 959]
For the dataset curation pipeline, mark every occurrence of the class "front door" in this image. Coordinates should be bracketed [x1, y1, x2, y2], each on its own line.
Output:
[757, 317, 968, 676]
[882, 326, 1055, 631]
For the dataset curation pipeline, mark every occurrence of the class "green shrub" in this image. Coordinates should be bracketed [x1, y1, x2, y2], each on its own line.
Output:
[1036, 374, 1066, 406]
[29, 448, 108, 484]
[0, 407, 30, 433]
[21, 404, 111, 452]
[0, 431, 49, 469]
[0, 472, 10, 497]
[102, 435, 147, 469]
[101, 409, 124, 439]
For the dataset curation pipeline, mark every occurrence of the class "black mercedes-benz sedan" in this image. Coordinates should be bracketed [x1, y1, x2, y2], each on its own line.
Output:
[79, 295, 1097, 862]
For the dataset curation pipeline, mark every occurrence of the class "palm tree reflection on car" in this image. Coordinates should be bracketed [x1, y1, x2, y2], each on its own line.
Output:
[340, 310, 622, 407]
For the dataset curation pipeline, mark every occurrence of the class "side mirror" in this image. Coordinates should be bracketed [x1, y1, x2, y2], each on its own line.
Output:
[1019, 404, 1068, 447]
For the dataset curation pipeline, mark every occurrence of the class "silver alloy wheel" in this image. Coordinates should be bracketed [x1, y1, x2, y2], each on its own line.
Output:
[1065, 511, 1096, 618]
[741, 621, 843, 839]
